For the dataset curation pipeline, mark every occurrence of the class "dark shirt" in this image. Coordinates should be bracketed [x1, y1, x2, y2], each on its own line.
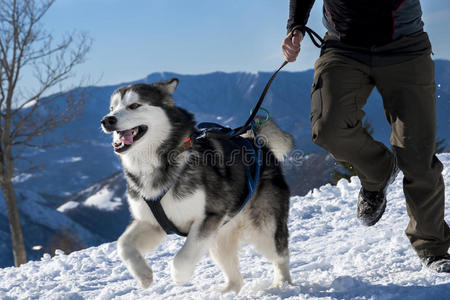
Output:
[287, 0, 431, 66]
[287, 0, 424, 47]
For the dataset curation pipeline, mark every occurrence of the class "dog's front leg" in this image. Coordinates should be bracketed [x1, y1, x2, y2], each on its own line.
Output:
[118, 220, 166, 288]
[171, 214, 222, 284]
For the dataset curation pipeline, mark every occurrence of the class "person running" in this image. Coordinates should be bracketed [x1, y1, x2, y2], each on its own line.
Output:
[282, 0, 450, 272]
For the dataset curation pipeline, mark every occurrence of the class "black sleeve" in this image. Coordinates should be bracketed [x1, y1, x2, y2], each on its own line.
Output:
[286, 0, 316, 35]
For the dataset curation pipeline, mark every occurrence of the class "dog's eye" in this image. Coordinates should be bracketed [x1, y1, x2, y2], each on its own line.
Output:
[128, 103, 141, 110]
[110, 106, 114, 111]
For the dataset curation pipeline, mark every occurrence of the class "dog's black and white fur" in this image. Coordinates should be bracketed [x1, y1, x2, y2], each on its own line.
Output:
[101, 79, 293, 293]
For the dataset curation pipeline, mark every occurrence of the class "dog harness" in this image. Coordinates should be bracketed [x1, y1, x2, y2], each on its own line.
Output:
[142, 55, 301, 237]
[143, 121, 262, 237]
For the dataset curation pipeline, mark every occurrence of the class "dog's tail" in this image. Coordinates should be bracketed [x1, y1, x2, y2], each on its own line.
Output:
[241, 117, 294, 161]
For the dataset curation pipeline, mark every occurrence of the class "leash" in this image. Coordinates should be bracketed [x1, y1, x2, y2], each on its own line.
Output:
[203, 26, 323, 139]
[230, 61, 288, 136]
[203, 60, 288, 139]
[303, 26, 324, 48]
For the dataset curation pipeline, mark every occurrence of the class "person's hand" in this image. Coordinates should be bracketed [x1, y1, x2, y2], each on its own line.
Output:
[281, 30, 304, 62]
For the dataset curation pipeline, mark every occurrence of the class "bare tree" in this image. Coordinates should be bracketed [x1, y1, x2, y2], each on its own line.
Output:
[0, 0, 91, 266]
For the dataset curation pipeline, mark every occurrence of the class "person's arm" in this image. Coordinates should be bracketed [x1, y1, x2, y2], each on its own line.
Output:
[282, 0, 315, 62]
[286, 0, 316, 35]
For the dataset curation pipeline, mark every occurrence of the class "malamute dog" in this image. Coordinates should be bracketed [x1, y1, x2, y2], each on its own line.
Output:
[101, 79, 293, 293]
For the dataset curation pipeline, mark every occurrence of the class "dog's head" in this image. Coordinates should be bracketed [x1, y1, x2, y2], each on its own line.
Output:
[101, 78, 179, 155]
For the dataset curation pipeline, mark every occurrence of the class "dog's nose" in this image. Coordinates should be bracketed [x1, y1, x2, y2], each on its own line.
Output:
[101, 116, 117, 128]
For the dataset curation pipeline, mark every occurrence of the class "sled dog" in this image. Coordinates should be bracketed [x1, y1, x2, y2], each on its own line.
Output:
[101, 79, 293, 293]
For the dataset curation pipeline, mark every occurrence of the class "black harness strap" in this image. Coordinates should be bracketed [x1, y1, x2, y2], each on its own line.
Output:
[145, 194, 188, 237]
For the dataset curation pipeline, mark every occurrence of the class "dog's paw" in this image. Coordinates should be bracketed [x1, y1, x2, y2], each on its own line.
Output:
[138, 272, 153, 289]
[269, 279, 290, 290]
[132, 265, 153, 289]
[220, 280, 243, 294]
[170, 260, 194, 285]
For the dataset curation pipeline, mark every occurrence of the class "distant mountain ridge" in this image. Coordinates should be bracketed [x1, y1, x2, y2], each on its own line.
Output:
[13, 59, 450, 197]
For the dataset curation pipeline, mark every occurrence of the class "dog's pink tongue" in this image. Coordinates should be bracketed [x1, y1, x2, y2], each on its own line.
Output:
[119, 130, 134, 145]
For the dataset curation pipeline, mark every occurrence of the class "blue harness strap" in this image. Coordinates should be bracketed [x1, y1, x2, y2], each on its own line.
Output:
[230, 121, 261, 216]
[143, 121, 261, 237]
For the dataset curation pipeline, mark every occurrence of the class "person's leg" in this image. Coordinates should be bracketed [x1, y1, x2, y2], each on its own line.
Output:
[311, 52, 395, 191]
[373, 53, 450, 257]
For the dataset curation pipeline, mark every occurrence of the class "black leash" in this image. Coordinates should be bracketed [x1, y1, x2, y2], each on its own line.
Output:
[303, 26, 324, 48]
[229, 60, 288, 137]
[202, 60, 288, 139]
[203, 26, 323, 140]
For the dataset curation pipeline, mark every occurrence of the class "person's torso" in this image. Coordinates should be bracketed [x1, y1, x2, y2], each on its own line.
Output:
[322, 0, 424, 47]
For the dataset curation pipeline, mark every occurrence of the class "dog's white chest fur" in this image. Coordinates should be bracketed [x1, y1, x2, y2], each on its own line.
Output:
[128, 188, 206, 233]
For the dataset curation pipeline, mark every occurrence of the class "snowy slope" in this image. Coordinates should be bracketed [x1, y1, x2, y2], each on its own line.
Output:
[1, 153, 449, 299]
[58, 172, 131, 241]
[0, 189, 104, 267]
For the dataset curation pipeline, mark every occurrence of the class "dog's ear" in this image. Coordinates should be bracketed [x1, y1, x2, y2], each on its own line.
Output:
[156, 78, 179, 95]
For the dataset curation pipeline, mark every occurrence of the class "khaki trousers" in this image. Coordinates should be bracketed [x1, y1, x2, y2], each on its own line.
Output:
[311, 52, 450, 257]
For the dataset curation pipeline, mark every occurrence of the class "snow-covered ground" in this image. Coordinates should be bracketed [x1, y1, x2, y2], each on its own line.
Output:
[1, 154, 450, 299]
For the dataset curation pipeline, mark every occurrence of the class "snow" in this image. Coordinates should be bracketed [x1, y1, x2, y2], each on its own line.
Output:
[57, 201, 80, 213]
[223, 117, 234, 124]
[22, 99, 37, 109]
[57, 157, 83, 163]
[83, 187, 122, 211]
[1, 154, 450, 299]
[12, 173, 32, 184]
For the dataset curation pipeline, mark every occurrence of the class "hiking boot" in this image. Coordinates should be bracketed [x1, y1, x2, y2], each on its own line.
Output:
[357, 155, 399, 226]
[357, 189, 387, 226]
[420, 253, 450, 273]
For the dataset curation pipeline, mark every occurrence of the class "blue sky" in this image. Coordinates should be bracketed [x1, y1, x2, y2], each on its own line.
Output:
[34, 0, 450, 89]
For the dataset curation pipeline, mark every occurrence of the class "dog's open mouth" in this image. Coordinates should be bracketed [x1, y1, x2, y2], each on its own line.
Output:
[113, 125, 148, 153]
